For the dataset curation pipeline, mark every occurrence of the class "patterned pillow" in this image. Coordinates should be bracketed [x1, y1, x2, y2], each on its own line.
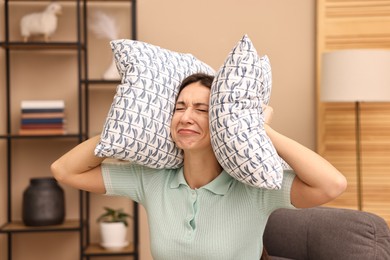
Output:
[259, 52, 292, 171]
[95, 39, 215, 169]
[209, 35, 284, 189]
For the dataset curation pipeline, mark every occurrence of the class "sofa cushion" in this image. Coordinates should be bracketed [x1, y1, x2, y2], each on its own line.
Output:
[264, 207, 390, 260]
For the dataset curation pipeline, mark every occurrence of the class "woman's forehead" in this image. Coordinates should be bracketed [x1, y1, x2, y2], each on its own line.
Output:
[177, 82, 210, 102]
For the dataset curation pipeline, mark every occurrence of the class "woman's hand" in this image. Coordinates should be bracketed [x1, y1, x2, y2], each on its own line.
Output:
[262, 105, 273, 125]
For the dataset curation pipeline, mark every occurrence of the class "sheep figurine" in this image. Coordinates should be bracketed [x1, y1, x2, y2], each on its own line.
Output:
[20, 3, 62, 42]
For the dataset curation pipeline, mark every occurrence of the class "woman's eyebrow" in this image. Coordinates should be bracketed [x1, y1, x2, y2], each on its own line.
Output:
[175, 101, 209, 107]
[194, 102, 209, 107]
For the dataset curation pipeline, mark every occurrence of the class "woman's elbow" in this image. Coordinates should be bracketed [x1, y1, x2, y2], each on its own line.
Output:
[327, 174, 348, 201]
[51, 160, 67, 183]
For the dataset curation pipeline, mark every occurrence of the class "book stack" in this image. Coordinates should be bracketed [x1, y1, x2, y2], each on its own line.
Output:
[19, 100, 66, 135]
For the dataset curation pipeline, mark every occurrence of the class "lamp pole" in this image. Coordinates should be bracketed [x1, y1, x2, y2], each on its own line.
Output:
[355, 101, 362, 211]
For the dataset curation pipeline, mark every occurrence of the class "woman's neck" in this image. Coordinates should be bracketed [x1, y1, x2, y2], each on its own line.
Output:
[182, 149, 222, 189]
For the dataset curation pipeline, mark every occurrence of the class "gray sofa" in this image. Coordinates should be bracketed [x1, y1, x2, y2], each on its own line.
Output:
[263, 207, 390, 260]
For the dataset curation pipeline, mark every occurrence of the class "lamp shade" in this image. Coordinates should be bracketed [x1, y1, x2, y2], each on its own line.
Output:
[321, 49, 390, 102]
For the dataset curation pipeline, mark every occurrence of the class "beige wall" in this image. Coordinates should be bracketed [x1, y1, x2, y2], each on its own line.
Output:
[0, 1, 315, 259]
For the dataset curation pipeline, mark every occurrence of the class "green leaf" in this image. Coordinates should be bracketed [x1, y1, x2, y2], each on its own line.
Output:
[97, 207, 132, 226]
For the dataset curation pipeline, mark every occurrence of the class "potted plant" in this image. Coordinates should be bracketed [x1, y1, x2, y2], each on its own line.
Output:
[97, 207, 132, 250]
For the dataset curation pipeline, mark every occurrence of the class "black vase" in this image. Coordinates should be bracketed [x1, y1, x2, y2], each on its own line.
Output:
[22, 177, 65, 226]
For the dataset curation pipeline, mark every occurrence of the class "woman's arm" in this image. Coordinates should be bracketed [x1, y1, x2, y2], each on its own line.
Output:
[51, 135, 106, 194]
[263, 106, 347, 208]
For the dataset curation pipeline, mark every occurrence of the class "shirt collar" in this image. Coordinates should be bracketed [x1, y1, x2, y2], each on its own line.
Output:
[170, 167, 234, 196]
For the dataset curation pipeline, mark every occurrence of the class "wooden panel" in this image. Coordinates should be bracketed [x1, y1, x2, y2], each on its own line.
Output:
[323, 1, 390, 50]
[325, 1, 390, 18]
[317, 0, 390, 226]
[360, 103, 390, 221]
[319, 103, 358, 210]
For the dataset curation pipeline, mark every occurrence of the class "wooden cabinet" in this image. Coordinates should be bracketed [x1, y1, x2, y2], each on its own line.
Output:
[0, 1, 139, 259]
[316, 0, 390, 225]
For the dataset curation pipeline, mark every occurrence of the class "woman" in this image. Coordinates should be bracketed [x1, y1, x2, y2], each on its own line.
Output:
[51, 73, 347, 259]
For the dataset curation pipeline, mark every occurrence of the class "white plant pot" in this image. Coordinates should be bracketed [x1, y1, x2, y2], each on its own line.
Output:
[99, 222, 128, 250]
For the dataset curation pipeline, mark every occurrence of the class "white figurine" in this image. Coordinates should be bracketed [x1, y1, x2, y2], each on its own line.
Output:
[89, 11, 121, 80]
[20, 3, 62, 42]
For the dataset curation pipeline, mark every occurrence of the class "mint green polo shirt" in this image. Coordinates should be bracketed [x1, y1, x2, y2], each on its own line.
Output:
[102, 161, 296, 260]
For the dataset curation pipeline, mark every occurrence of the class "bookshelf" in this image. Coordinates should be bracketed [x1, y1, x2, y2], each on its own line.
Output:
[0, 1, 138, 259]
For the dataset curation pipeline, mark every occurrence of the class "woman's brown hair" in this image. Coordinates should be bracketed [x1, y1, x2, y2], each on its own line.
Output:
[177, 73, 214, 97]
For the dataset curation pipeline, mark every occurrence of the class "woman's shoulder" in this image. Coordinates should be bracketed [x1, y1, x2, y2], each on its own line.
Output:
[101, 160, 181, 198]
[241, 169, 296, 191]
[102, 159, 180, 181]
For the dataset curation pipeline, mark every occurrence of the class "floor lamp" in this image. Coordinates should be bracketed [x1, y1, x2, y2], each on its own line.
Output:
[320, 49, 390, 211]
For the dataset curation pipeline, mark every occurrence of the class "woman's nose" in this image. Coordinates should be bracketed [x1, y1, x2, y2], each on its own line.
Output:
[180, 108, 194, 124]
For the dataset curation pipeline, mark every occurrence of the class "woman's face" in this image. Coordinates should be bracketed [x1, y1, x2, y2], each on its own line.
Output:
[171, 82, 211, 152]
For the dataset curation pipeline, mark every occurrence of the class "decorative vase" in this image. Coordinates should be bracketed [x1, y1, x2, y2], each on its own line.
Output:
[22, 177, 65, 226]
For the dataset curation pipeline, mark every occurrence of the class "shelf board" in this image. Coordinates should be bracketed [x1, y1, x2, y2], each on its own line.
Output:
[84, 243, 136, 256]
[82, 79, 121, 84]
[0, 220, 81, 233]
[0, 133, 84, 139]
[0, 42, 83, 50]
[8, 0, 133, 2]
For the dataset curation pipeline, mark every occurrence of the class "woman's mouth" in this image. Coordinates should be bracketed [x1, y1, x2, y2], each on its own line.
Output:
[178, 129, 198, 135]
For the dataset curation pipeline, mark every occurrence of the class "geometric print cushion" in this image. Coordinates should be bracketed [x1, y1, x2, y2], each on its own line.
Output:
[260, 51, 292, 171]
[94, 39, 215, 169]
[260, 54, 272, 105]
[209, 35, 284, 189]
